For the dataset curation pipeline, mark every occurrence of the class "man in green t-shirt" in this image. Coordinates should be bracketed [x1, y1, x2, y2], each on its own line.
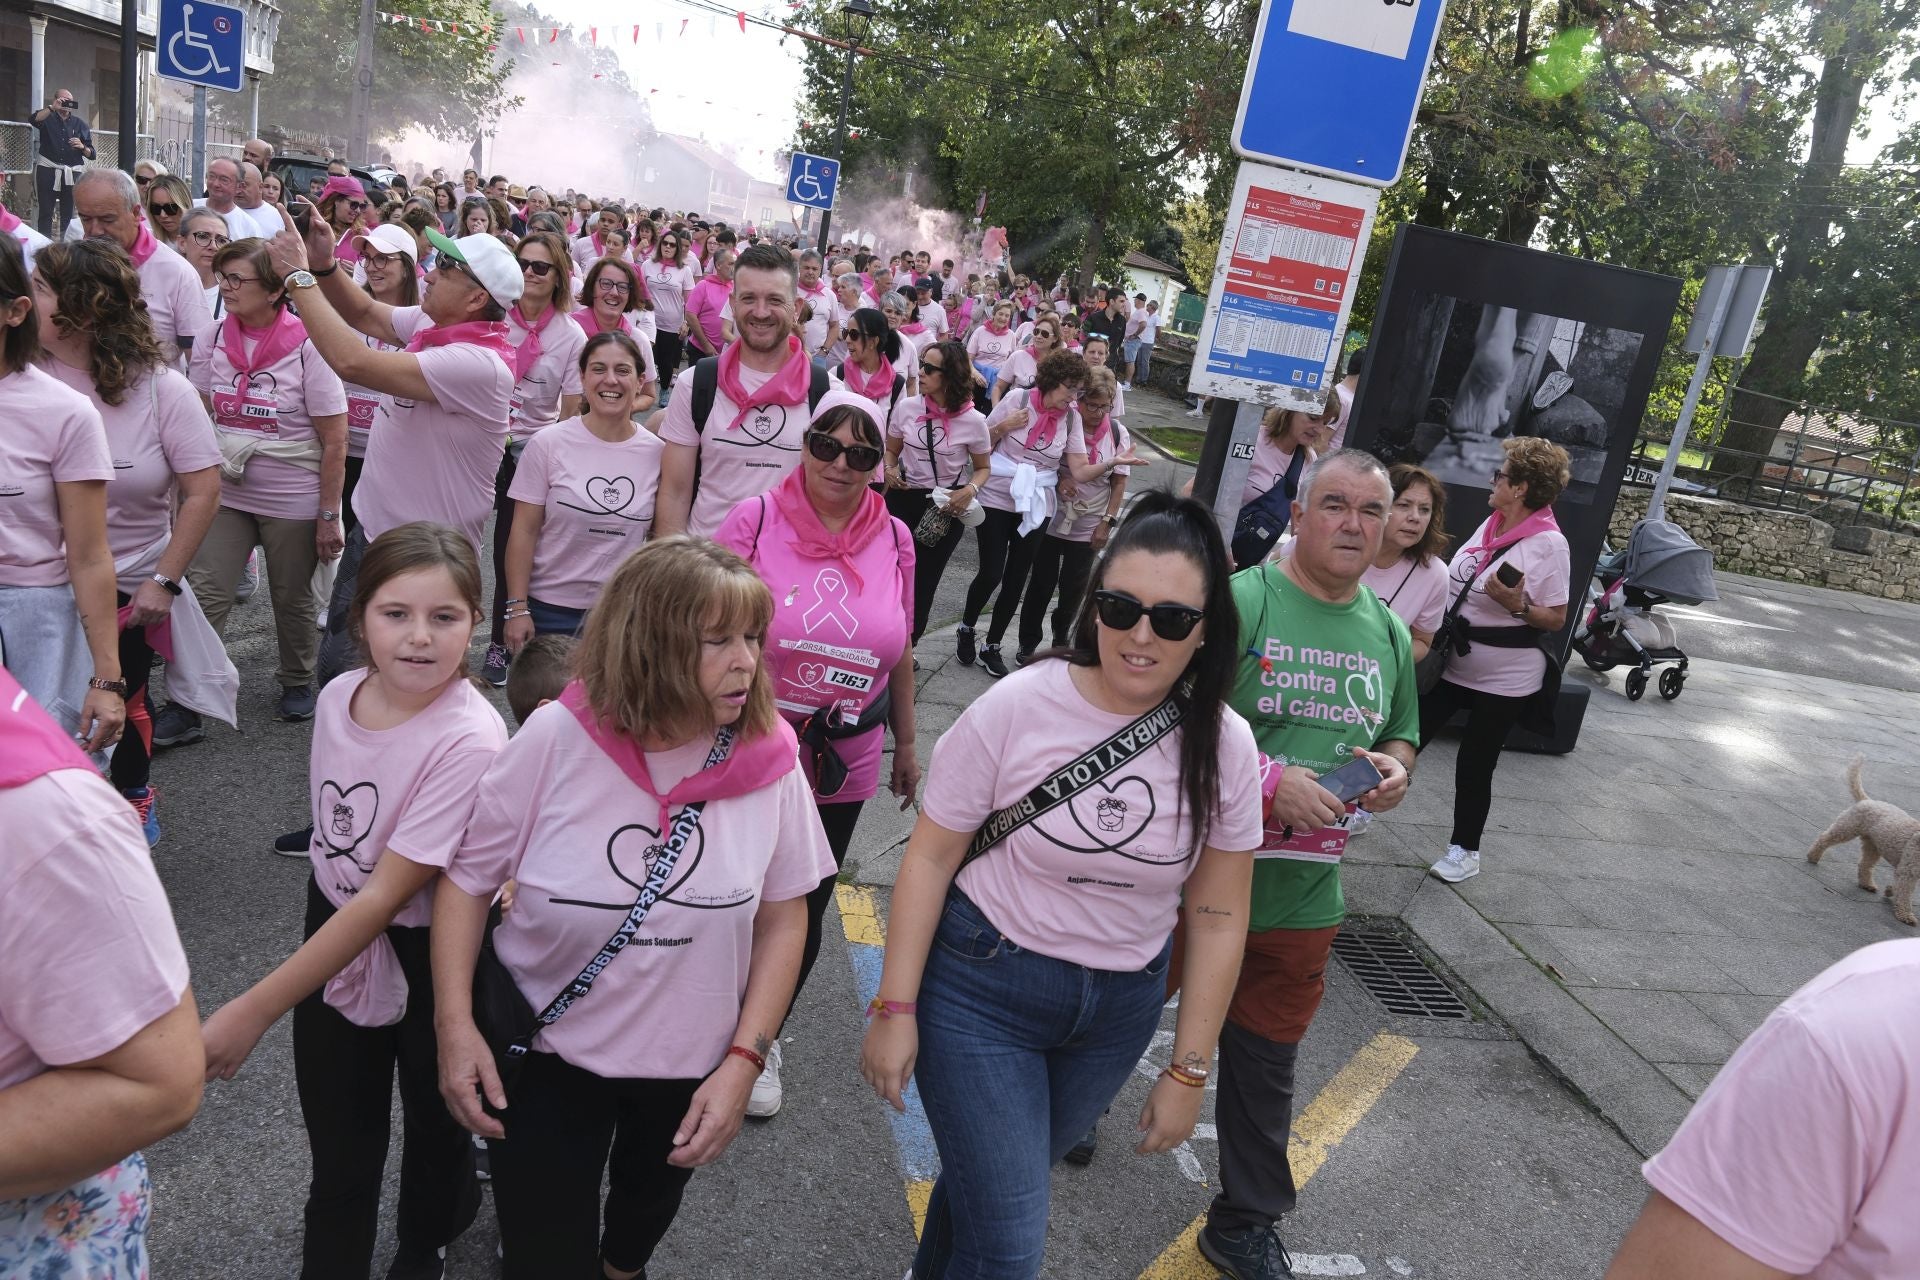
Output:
[1196, 449, 1419, 1280]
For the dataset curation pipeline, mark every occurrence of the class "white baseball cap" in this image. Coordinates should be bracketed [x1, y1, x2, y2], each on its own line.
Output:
[424, 227, 522, 308]
[351, 223, 417, 262]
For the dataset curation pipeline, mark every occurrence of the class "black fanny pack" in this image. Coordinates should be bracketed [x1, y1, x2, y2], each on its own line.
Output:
[799, 685, 892, 799]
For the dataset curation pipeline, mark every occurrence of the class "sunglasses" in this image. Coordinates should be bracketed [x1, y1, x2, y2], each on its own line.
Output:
[919, 360, 944, 375]
[805, 431, 883, 472]
[1091, 590, 1206, 641]
[518, 259, 555, 278]
[148, 202, 181, 216]
[136, 175, 153, 187]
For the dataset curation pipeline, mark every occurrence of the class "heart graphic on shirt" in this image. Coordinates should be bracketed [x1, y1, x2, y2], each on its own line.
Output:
[229, 371, 279, 397]
[546, 821, 745, 912]
[1036, 775, 1176, 862]
[795, 661, 828, 691]
[1344, 668, 1386, 731]
[722, 404, 793, 449]
[585, 475, 636, 513]
[316, 780, 380, 871]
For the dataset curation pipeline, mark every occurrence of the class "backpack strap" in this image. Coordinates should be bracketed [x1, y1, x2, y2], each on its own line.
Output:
[807, 363, 831, 413]
[689, 356, 720, 436]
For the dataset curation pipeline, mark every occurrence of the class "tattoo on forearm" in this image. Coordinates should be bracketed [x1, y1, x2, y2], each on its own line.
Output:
[1195, 905, 1234, 918]
[1181, 1051, 1206, 1072]
[753, 1033, 771, 1058]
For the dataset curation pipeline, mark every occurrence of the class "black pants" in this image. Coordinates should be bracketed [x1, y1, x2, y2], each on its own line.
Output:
[317, 524, 368, 689]
[652, 331, 687, 394]
[962, 506, 1042, 644]
[489, 1050, 702, 1279]
[488, 441, 526, 647]
[790, 798, 866, 1021]
[1018, 534, 1095, 653]
[341, 454, 365, 538]
[1417, 677, 1530, 850]
[884, 487, 967, 643]
[292, 878, 478, 1279]
[110, 590, 155, 793]
[1208, 1021, 1302, 1233]
[35, 165, 74, 239]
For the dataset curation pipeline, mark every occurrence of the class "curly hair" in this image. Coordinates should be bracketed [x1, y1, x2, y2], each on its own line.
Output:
[1034, 348, 1090, 394]
[33, 240, 166, 406]
[1503, 436, 1572, 510]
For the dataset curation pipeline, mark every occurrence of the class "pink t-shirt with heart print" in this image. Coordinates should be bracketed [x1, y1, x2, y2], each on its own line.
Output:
[507, 416, 665, 610]
[305, 668, 507, 934]
[659, 360, 810, 538]
[925, 658, 1263, 971]
[189, 320, 348, 520]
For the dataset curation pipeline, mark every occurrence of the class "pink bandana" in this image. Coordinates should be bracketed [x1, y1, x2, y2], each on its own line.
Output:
[126, 217, 161, 267]
[0, 201, 20, 235]
[985, 318, 1010, 336]
[768, 464, 890, 592]
[1022, 388, 1066, 450]
[506, 300, 559, 381]
[0, 667, 94, 788]
[571, 305, 634, 341]
[219, 307, 308, 399]
[404, 319, 516, 374]
[717, 335, 811, 431]
[840, 356, 895, 404]
[1082, 411, 1113, 465]
[1473, 502, 1561, 557]
[899, 321, 927, 337]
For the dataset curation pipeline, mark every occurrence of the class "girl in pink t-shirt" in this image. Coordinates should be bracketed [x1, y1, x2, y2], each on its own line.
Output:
[861, 491, 1262, 1280]
[433, 539, 835, 1276]
[883, 341, 992, 643]
[504, 332, 664, 648]
[198, 522, 506, 1278]
[642, 231, 697, 387]
[1361, 463, 1452, 659]
[1419, 438, 1573, 886]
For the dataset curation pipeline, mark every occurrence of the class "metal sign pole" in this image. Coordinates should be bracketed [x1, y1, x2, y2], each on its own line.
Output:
[191, 85, 207, 193]
[1192, 400, 1268, 543]
[1648, 269, 1739, 523]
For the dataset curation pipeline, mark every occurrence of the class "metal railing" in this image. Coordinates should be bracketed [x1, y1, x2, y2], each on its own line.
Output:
[3, 119, 245, 178]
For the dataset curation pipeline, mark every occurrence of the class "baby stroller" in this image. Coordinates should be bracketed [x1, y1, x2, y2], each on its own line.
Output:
[1572, 518, 1718, 702]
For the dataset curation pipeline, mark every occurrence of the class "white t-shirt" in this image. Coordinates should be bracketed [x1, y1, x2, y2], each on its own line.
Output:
[642, 260, 697, 335]
[978, 391, 1086, 513]
[887, 395, 989, 490]
[505, 307, 587, 438]
[0, 365, 112, 588]
[136, 241, 214, 364]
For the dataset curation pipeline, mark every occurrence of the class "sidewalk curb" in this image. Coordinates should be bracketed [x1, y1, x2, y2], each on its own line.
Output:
[1399, 878, 1692, 1158]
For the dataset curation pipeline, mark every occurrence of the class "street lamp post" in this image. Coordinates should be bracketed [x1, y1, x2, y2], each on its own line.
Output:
[816, 0, 873, 255]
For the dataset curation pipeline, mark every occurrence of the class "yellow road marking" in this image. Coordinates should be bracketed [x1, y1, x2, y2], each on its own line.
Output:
[835, 883, 888, 947]
[907, 1178, 934, 1239]
[1137, 1032, 1419, 1279]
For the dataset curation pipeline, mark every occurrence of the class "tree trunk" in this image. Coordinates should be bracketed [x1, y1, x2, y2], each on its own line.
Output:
[1711, 2, 1881, 481]
[1414, 157, 1453, 228]
[1495, 155, 1552, 245]
[1077, 186, 1113, 292]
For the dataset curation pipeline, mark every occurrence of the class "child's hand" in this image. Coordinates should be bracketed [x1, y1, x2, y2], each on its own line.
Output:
[499, 879, 518, 915]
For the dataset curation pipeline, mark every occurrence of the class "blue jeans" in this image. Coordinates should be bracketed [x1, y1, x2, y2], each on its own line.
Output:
[911, 891, 1174, 1280]
[527, 596, 587, 636]
[1122, 338, 1141, 370]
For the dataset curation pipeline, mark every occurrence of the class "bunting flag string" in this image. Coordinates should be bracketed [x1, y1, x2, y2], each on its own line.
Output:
[374, 8, 760, 46]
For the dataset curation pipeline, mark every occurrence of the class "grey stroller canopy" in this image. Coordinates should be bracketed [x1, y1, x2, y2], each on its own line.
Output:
[1622, 519, 1719, 605]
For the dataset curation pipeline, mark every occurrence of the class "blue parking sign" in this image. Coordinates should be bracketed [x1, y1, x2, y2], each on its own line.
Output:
[787, 152, 839, 212]
[158, 0, 246, 93]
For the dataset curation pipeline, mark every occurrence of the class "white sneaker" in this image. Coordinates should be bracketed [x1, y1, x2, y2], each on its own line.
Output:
[1184, 405, 1204, 418]
[1345, 806, 1374, 837]
[747, 1039, 783, 1117]
[1430, 844, 1480, 883]
[1119, 381, 1131, 390]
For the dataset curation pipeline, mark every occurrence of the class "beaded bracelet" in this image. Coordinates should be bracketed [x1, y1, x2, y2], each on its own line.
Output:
[503, 609, 533, 621]
[726, 1044, 766, 1073]
[1161, 1066, 1207, 1089]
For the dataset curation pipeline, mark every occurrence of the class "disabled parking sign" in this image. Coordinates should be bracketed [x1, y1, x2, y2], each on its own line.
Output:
[158, 0, 246, 93]
[786, 152, 839, 212]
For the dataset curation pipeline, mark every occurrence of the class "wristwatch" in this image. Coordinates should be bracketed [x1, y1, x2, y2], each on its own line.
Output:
[1103, 514, 1120, 526]
[284, 269, 318, 291]
[319, 508, 341, 522]
[150, 572, 183, 596]
[88, 676, 129, 696]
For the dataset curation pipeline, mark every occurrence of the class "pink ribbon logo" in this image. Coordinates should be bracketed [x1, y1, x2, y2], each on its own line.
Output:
[801, 568, 859, 639]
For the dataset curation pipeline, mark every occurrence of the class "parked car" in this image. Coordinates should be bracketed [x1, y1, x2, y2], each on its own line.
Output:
[269, 153, 393, 208]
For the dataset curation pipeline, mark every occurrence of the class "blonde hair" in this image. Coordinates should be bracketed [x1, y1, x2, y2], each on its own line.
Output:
[572, 538, 778, 745]
[1503, 436, 1573, 510]
[1081, 364, 1119, 404]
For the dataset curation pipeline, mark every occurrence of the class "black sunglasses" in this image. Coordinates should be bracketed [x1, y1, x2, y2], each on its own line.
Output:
[1091, 589, 1206, 641]
[919, 360, 943, 375]
[805, 431, 883, 472]
[518, 259, 555, 278]
[148, 202, 181, 216]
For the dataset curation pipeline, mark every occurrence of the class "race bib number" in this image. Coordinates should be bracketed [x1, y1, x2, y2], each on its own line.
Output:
[346, 394, 380, 431]
[212, 388, 280, 434]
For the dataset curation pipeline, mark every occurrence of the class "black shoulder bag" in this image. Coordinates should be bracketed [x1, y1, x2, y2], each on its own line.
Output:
[1229, 446, 1309, 569]
[1416, 543, 1518, 694]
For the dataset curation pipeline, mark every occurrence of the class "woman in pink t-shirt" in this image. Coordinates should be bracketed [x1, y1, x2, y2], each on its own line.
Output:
[685, 248, 736, 360]
[1360, 463, 1452, 662]
[862, 491, 1261, 1280]
[198, 523, 507, 1278]
[642, 228, 697, 390]
[433, 539, 834, 1277]
[991, 310, 1063, 408]
[504, 332, 664, 648]
[187, 237, 348, 723]
[572, 256, 660, 415]
[1420, 438, 1572, 886]
[0, 236, 125, 755]
[966, 299, 1018, 396]
[834, 306, 908, 419]
[33, 239, 224, 842]
[883, 340, 991, 643]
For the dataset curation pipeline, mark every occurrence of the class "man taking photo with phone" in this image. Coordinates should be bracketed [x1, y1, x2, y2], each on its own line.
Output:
[31, 89, 94, 238]
[1189, 447, 1419, 1280]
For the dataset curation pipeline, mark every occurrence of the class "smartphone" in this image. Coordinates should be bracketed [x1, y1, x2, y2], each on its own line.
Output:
[1496, 562, 1524, 588]
[290, 199, 312, 237]
[1316, 754, 1384, 804]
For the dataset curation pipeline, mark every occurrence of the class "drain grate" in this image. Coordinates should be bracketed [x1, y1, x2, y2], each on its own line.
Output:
[1331, 930, 1470, 1019]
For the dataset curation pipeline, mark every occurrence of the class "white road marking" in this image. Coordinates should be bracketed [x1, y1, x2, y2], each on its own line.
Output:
[1294, 1255, 1368, 1276]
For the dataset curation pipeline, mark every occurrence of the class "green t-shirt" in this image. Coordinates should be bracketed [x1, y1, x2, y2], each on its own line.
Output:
[1230, 564, 1420, 932]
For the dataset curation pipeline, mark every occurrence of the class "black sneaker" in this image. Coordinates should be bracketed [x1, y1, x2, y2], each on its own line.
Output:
[274, 825, 314, 858]
[1064, 1122, 1097, 1165]
[980, 644, 1009, 678]
[483, 643, 510, 688]
[955, 624, 976, 666]
[1014, 649, 1034, 668]
[1197, 1223, 1294, 1280]
[150, 702, 204, 748]
[383, 1243, 445, 1280]
[277, 684, 317, 721]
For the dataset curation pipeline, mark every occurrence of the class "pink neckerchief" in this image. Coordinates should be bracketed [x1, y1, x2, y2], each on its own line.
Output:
[899, 320, 927, 336]
[1082, 411, 1113, 465]
[0, 666, 95, 788]
[571, 305, 633, 340]
[917, 400, 961, 450]
[0, 202, 21, 235]
[219, 308, 307, 399]
[590, 230, 608, 257]
[800, 278, 830, 302]
[1022, 388, 1066, 450]
[984, 318, 1010, 336]
[558, 680, 801, 834]
[1471, 503, 1561, 558]
[840, 356, 894, 403]
[767, 464, 890, 592]
[507, 300, 559, 381]
[717, 335, 811, 431]
[404, 319, 516, 374]
[126, 218, 161, 267]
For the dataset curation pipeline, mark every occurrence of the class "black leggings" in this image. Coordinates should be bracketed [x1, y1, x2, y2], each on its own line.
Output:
[790, 798, 866, 1022]
[292, 879, 477, 1279]
[1018, 534, 1095, 653]
[962, 506, 1043, 643]
[884, 487, 967, 643]
[488, 442, 523, 647]
[489, 1051, 701, 1279]
[1416, 677, 1530, 850]
[653, 330, 687, 393]
[110, 590, 154, 793]
[340, 453, 365, 538]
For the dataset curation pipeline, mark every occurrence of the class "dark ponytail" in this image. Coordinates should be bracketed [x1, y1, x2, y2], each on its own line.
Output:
[848, 306, 899, 364]
[1057, 489, 1239, 853]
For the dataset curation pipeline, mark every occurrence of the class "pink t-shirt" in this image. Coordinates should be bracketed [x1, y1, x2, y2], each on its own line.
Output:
[1440, 515, 1571, 696]
[353, 307, 513, 553]
[1643, 940, 1920, 1279]
[342, 331, 398, 458]
[506, 308, 586, 437]
[0, 364, 111, 588]
[659, 360, 811, 538]
[305, 668, 506, 929]
[44, 360, 220, 558]
[978, 393, 1087, 513]
[189, 318, 348, 520]
[0, 767, 190, 1092]
[887, 396, 989, 490]
[446, 706, 837, 1078]
[998, 347, 1042, 395]
[1052, 421, 1131, 543]
[926, 659, 1263, 970]
[714, 494, 914, 803]
[1327, 381, 1355, 450]
[1360, 554, 1449, 638]
[641, 259, 696, 334]
[967, 326, 1017, 369]
[507, 417, 664, 609]
[686, 277, 733, 356]
[136, 240, 213, 365]
[1241, 432, 1306, 506]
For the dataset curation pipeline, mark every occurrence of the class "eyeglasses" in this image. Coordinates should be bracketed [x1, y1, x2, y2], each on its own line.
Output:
[215, 272, 262, 290]
[1490, 469, 1511, 486]
[518, 259, 555, 278]
[804, 431, 883, 472]
[148, 202, 181, 217]
[919, 360, 944, 376]
[596, 279, 631, 294]
[189, 230, 232, 247]
[1091, 590, 1206, 641]
[362, 249, 403, 267]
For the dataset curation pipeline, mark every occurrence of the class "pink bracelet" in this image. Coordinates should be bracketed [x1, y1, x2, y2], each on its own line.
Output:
[866, 998, 918, 1021]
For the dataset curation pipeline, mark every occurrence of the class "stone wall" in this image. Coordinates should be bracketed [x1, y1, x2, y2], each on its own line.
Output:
[1609, 489, 1920, 600]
